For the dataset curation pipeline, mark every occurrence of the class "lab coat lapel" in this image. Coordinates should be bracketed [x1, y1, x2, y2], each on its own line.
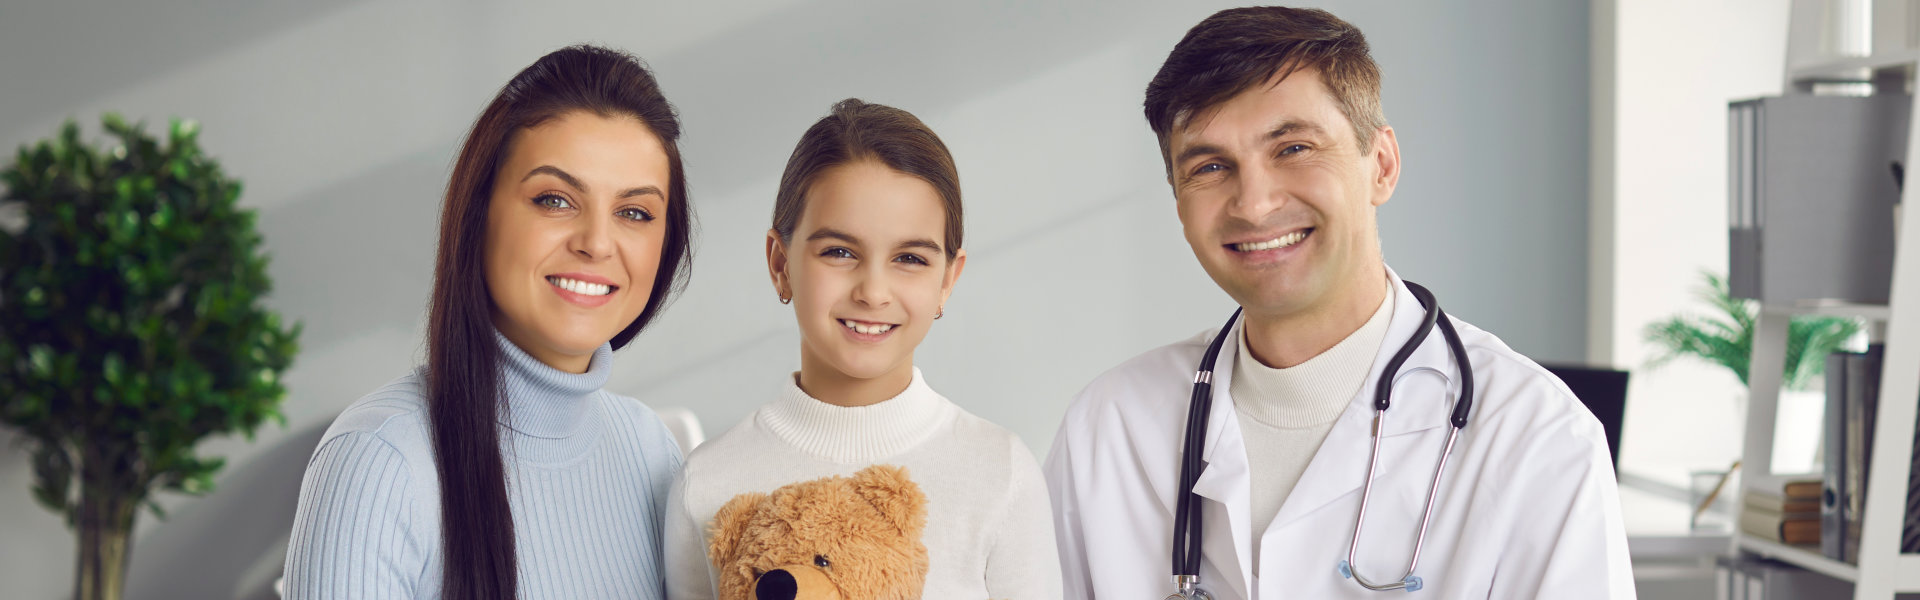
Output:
[1266, 269, 1461, 532]
[1187, 316, 1254, 600]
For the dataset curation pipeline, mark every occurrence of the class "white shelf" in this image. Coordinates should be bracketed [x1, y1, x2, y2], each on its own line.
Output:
[1905, 556, 1920, 591]
[1788, 50, 1920, 81]
[1736, 533, 1920, 593]
[1740, 9, 1920, 596]
[1758, 301, 1892, 322]
[1735, 534, 1859, 582]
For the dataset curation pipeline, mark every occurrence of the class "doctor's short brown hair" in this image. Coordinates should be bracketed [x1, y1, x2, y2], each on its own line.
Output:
[1144, 6, 1386, 162]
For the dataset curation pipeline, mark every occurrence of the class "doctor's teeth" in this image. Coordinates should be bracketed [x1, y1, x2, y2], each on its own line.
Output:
[841, 319, 894, 335]
[547, 276, 611, 296]
[1233, 231, 1308, 252]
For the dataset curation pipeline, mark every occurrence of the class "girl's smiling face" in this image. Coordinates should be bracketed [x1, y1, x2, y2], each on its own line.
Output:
[768, 159, 965, 392]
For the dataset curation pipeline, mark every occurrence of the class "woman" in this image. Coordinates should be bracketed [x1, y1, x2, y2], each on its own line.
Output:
[663, 99, 1060, 599]
[283, 45, 694, 599]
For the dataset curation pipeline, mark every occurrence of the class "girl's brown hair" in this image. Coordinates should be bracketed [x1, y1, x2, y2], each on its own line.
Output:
[772, 98, 961, 259]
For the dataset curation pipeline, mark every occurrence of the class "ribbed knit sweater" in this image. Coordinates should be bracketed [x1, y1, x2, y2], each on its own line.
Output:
[1232, 278, 1393, 573]
[662, 368, 1061, 599]
[282, 332, 684, 599]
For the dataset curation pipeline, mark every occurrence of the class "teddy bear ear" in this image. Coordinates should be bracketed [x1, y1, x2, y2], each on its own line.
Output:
[707, 491, 769, 570]
[850, 464, 928, 536]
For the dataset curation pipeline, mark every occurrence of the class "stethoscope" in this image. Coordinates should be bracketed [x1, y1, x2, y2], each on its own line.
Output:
[1168, 281, 1475, 599]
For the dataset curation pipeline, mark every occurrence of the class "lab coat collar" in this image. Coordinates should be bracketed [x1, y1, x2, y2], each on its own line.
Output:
[1179, 266, 1462, 597]
[1267, 265, 1464, 530]
[1189, 312, 1254, 600]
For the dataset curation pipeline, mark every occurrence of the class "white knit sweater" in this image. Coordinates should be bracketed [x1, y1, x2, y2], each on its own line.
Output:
[662, 368, 1061, 599]
[1231, 282, 1394, 573]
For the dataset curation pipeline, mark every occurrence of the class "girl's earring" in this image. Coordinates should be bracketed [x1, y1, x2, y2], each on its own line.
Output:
[935, 305, 944, 320]
[779, 294, 792, 305]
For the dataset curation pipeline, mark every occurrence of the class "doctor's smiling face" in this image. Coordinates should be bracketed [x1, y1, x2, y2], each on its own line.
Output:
[1166, 66, 1400, 330]
[484, 110, 671, 373]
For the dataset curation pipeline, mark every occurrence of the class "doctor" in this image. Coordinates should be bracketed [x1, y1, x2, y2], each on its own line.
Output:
[1043, 6, 1634, 599]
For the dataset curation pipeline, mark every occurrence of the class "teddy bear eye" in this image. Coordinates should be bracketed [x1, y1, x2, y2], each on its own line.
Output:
[813, 555, 831, 569]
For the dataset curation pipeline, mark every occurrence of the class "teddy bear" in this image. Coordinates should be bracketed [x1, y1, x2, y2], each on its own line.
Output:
[706, 464, 929, 600]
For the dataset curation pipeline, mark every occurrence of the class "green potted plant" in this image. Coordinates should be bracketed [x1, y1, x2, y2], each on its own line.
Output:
[0, 115, 300, 600]
[1643, 271, 1861, 391]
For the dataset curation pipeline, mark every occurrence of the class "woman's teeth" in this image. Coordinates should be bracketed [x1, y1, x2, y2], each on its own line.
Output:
[548, 276, 612, 296]
[1232, 230, 1309, 252]
[840, 319, 895, 335]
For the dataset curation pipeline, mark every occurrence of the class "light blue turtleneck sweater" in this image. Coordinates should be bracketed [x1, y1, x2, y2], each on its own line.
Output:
[283, 334, 683, 599]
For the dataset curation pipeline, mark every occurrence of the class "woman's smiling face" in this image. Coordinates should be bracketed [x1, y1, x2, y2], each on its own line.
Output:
[771, 159, 963, 385]
[484, 110, 671, 373]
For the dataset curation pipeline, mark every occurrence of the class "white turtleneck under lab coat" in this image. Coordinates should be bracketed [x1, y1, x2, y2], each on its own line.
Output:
[662, 368, 1060, 599]
[1232, 280, 1394, 573]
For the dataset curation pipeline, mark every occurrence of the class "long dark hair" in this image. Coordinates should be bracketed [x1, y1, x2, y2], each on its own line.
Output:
[426, 44, 693, 599]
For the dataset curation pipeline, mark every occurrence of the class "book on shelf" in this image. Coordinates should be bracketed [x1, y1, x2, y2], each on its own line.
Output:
[1742, 479, 1823, 546]
[1780, 480, 1822, 499]
[1743, 487, 1820, 515]
[1739, 509, 1821, 545]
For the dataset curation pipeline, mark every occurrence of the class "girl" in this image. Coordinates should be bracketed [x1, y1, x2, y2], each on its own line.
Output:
[284, 45, 693, 599]
[664, 99, 1060, 599]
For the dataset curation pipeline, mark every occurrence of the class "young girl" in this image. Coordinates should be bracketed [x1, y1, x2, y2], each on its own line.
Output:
[284, 45, 694, 599]
[663, 99, 1060, 599]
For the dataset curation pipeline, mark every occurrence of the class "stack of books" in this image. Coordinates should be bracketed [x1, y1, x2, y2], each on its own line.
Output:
[1741, 480, 1823, 546]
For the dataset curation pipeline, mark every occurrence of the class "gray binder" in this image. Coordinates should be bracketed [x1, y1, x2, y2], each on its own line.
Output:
[1820, 346, 1883, 563]
[1727, 94, 1909, 305]
[1845, 346, 1881, 563]
[1822, 351, 1849, 560]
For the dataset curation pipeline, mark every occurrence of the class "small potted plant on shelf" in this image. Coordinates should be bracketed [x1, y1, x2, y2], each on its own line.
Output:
[1644, 271, 1861, 392]
[1644, 270, 1860, 483]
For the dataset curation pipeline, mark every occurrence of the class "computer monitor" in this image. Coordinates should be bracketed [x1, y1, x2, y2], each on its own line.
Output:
[1539, 363, 1629, 473]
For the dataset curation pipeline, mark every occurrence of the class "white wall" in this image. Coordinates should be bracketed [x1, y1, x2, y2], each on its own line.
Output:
[1597, 0, 1792, 489]
[0, 1, 1592, 597]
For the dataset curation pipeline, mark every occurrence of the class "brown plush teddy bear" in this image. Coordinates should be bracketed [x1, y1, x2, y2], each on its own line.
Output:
[706, 465, 929, 600]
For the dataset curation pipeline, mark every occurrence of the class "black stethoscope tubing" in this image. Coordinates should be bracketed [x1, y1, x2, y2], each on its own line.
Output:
[1170, 280, 1474, 590]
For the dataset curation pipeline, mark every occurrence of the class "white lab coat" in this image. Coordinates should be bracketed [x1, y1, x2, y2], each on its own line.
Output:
[1044, 269, 1635, 599]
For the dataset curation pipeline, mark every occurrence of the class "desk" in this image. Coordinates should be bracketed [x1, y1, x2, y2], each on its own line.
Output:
[1624, 481, 1733, 559]
[1622, 480, 1730, 599]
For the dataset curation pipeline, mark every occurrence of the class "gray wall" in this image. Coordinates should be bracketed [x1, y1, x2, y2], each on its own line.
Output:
[0, 1, 1588, 597]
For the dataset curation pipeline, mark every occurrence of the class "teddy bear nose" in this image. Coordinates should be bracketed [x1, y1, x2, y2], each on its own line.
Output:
[754, 568, 798, 600]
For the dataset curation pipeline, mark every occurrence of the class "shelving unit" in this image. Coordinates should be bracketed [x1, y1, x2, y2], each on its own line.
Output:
[1731, 4, 1920, 597]
[1790, 50, 1920, 81]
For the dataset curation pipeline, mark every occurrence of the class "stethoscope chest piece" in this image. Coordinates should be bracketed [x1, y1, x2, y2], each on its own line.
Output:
[1166, 575, 1215, 600]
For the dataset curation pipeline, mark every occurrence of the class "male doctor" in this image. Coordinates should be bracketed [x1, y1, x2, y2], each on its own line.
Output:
[1044, 6, 1634, 599]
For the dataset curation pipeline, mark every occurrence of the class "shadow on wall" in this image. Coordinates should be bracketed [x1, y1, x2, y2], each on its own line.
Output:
[253, 147, 445, 355]
[124, 419, 329, 600]
[0, 0, 368, 141]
